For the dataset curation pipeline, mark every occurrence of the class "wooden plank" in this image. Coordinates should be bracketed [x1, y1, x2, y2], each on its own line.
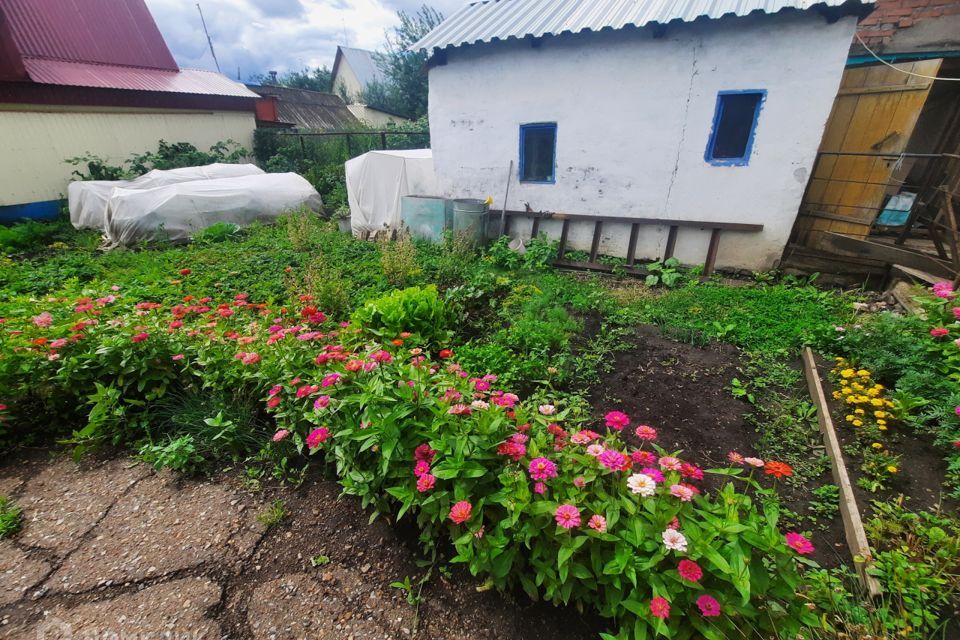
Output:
[703, 228, 721, 278]
[589, 220, 603, 262]
[626, 223, 639, 266]
[821, 232, 955, 277]
[664, 226, 678, 260]
[530, 216, 541, 239]
[556, 219, 570, 259]
[889, 263, 944, 286]
[836, 83, 932, 96]
[496, 210, 763, 232]
[802, 348, 883, 599]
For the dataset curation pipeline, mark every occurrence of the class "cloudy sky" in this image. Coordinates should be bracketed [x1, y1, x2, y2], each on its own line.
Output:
[144, 0, 465, 81]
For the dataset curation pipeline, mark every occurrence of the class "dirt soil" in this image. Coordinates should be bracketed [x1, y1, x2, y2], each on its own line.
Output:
[584, 324, 852, 567]
[0, 449, 599, 640]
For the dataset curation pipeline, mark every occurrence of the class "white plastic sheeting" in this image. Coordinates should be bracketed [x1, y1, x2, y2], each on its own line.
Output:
[345, 149, 437, 235]
[104, 172, 322, 247]
[68, 163, 265, 231]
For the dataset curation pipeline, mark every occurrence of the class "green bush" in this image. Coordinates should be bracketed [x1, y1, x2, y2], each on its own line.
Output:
[351, 285, 449, 344]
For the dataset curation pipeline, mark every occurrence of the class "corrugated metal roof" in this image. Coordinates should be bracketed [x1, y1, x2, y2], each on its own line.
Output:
[0, 0, 178, 70]
[335, 46, 385, 88]
[248, 85, 360, 130]
[412, 0, 875, 51]
[23, 59, 259, 97]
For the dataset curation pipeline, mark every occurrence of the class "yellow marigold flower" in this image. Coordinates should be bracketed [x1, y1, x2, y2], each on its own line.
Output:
[853, 419, 863, 427]
[846, 415, 855, 422]
[845, 396, 856, 404]
[867, 388, 880, 397]
[874, 384, 884, 391]
[857, 369, 870, 378]
[851, 382, 863, 391]
[874, 411, 886, 419]
[841, 387, 853, 395]
[870, 398, 884, 407]
[854, 408, 865, 415]
[840, 369, 855, 378]
[879, 424, 888, 431]
[887, 465, 898, 474]
[877, 419, 887, 426]
[884, 400, 894, 408]
[832, 391, 842, 400]
[871, 442, 883, 449]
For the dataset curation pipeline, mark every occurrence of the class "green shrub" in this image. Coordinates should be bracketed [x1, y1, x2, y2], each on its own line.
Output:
[351, 285, 449, 344]
[0, 496, 22, 539]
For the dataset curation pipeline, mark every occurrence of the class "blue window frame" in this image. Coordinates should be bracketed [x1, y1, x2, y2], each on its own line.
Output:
[519, 123, 557, 183]
[705, 90, 766, 166]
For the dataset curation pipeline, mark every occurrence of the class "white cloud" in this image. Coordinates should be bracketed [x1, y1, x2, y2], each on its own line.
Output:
[145, 0, 466, 82]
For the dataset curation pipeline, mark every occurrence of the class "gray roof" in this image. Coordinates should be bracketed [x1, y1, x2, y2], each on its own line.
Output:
[412, 0, 875, 51]
[334, 46, 385, 88]
[247, 84, 360, 130]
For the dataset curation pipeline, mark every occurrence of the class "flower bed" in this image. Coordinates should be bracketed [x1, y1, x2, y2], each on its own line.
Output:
[0, 279, 824, 638]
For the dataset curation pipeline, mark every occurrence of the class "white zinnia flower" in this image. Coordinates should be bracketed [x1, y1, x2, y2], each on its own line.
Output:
[662, 528, 688, 552]
[627, 473, 656, 497]
[538, 404, 556, 416]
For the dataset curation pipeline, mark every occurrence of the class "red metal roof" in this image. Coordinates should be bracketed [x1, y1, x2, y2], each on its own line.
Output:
[0, 0, 177, 71]
[23, 59, 259, 97]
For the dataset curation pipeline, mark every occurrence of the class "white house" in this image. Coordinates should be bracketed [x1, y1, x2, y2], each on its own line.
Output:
[414, 0, 876, 272]
[331, 46, 413, 127]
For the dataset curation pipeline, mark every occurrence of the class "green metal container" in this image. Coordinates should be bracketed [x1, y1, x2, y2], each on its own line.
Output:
[401, 195, 447, 242]
[451, 198, 489, 245]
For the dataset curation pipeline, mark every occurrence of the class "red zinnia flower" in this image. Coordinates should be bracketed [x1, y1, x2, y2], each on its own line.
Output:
[179, 268, 191, 275]
[438, 349, 453, 359]
[449, 500, 472, 524]
[765, 461, 793, 478]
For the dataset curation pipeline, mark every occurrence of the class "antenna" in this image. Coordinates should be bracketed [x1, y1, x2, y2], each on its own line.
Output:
[342, 19, 348, 46]
[196, 3, 221, 73]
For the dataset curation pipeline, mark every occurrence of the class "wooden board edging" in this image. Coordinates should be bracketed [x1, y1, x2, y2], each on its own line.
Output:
[801, 348, 883, 598]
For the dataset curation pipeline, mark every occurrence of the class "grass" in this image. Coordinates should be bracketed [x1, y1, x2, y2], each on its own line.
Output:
[0, 495, 22, 539]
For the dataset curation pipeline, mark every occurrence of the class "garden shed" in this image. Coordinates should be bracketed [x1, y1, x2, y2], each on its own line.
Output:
[414, 0, 876, 272]
[0, 0, 258, 222]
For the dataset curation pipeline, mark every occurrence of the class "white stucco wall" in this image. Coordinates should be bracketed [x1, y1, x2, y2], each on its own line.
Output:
[0, 107, 256, 206]
[427, 12, 857, 271]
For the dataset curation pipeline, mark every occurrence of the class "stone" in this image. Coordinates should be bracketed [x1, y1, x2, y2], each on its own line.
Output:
[0, 545, 50, 605]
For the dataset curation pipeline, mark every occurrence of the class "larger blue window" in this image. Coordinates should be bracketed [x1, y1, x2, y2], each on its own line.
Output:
[705, 90, 765, 166]
[519, 123, 557, 183]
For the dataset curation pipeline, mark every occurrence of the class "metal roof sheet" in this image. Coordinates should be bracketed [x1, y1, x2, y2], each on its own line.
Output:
[412, 0, 875, 51]
[334, 46, 386, 88]
[0, 0, 178, 70]
[249, 84, 360, 130]
[23, 59, 259, 97]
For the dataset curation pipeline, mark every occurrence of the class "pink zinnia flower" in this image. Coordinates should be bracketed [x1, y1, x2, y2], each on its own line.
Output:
[131, 332, 149, 343]
[696, 595, 721, 617]
[448, 403, 472, 415]
[631, 450, 657, 466]
[604, 411, 630, 430]
[305, 427, 330, 448]
[727, 451, 744, 464]
[677, 559, 703, 582]
[659, 456, 681, 471]
[662, 528, 687, 552]
[414, 460, 431, 477]
[241, 352, 261, 365]
[586, 444, 604, 457]
[321, 373, 341, 387]
[416, 473, 436, 492]
[533, 482, 547, 494]
[680, 463, 704, 480]
[641, 467, 664, 483]
[587, 514, 607, 533]
[32, 312, 53, 328]
[953, 307, 960, 321]
[266, 396, 281, 409]
[650, 597, 670, 620]
[538, 404, 556, 416]
[572, 476, 586, 488]
[370, 349, 393, 363]
[272, 429, 289, 442]
[268, 385, 283, 397]
[932, 282, 955, 299]
[554, 504, 581, 529]
[449, 500, 472, 524]
[931, 327, 949, 338]
[414, 444, 436, 462]
[670, 484, 694, 502]
[633, 425, 656, 440]
[785, 532, 814, 555]
[296, 384, 318, 398]
[172, 354, 185, 361]
[743, 457, 765, 468]
[528, 457, 558, 481]
[599, 449, 630, 472]
[570, 429, 600, 444]
[314, 395, 331, 410]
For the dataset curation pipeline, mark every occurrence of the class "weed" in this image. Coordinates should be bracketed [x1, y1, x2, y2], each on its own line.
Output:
[257, 499, 286, 528]
[310, 554, 331, 567]
[138, 435, 204, 474]
[0, 496, 22, 539]
[379, 232, 420, 287]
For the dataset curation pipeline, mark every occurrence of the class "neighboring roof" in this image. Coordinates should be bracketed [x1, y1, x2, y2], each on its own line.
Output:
[0, 0, 257, 99]
[0, 0, 177, 72]
[412, 0, 877, 51]
[332, 46, 385, 88]
[248, 84, 360, 130]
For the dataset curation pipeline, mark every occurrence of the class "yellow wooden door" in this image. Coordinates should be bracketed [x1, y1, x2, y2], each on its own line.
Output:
[794, 59, 942, 248]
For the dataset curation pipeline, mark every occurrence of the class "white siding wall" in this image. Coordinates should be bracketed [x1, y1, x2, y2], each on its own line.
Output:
[333, 64, 364, 103]
[347, 104, 412, 127]
[0, 108, 255, 206]
[427, 12, 856, 271]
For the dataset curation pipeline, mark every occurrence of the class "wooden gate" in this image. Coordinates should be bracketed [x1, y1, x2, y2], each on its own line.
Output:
[793, 59, 943, 248]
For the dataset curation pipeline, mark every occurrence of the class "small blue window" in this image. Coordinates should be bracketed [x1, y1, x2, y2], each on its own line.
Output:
[705, 90, 765, 166]
[519, 123, 557, 183]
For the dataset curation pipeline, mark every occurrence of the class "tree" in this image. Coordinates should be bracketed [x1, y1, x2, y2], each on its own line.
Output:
[251, 66, 333, 93]
[362, 5, 443, 119]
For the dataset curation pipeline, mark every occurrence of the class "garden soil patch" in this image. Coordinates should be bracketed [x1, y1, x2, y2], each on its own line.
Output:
[0, 449, 599, 640]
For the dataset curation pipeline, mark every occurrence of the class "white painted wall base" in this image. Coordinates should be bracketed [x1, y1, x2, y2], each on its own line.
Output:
[427, 12, 857, 271]
[0, 108, 256, 206]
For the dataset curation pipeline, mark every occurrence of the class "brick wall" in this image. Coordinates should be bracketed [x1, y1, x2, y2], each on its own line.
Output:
[857, 0, 960, 47]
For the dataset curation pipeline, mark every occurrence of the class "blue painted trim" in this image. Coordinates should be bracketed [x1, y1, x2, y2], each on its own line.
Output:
[847, 50, 960, 67]
[519, 122, 557, 184]
[704, 89, 766, 167]
[0, 200, 60, 224]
